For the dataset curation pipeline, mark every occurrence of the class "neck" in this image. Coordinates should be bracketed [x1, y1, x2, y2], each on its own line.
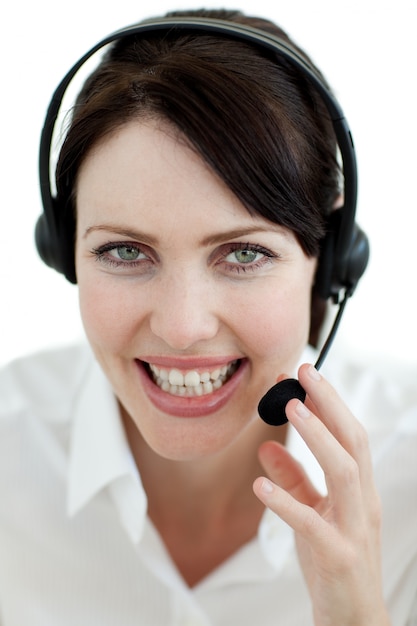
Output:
[121, 408, 287, 586]
[122, 407, 286, 516]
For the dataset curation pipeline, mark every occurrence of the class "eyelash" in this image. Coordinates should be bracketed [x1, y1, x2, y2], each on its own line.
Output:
[91, 241, 151, 269]
[90, 241, 278, 273]
[216, 242, 278, 273]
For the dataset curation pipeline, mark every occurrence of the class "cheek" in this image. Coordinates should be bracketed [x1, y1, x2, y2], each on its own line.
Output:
[232, 270, 315, 367]
[246, 291, 310, 354]
[77, 278, 140, 352]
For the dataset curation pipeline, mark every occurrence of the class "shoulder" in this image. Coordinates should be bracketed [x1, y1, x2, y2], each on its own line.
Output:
[0, 343, 93, 424]
[322, 347, 417, 431]
[0, 343, 97, 523]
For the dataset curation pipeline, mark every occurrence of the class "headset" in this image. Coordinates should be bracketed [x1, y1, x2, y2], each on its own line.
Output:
[35, 16, 370, 425]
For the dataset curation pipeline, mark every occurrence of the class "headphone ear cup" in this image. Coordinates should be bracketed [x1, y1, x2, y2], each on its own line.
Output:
[315, 211, 370, 302]
[35, 214, 59, 272]
[35, 215, 57, 269]
[34, 205, 77, 284]
[342, 223, 370, 292]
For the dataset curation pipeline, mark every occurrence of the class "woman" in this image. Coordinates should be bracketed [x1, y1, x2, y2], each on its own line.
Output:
[1, 8, 416, 625]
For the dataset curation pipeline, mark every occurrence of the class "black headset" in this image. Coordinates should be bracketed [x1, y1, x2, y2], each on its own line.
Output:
[36, 16, 369, 300]
[35, 17, 370, 424]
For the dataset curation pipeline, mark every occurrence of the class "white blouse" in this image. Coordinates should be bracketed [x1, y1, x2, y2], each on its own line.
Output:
[0, 343, 416, 625]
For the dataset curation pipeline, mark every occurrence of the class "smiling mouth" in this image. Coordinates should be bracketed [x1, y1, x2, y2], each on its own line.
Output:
[144, 360, 240, 397]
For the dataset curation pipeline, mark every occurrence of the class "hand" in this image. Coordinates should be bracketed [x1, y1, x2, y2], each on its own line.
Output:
[253, 363, 391, 626]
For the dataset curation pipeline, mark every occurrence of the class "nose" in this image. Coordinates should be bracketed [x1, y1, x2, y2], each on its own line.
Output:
[149, 272, 220, 351]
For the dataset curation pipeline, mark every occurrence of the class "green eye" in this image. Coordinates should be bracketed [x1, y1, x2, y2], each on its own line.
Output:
[92, 241, 150, 270]
[114, 246, 141, 261]
[226, 248, 262, 264]
[219, 243, 277, 274]
[233, 249, 259, 263]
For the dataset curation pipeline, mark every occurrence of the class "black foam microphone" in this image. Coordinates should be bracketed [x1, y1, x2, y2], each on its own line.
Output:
[258, 291, 350, 426]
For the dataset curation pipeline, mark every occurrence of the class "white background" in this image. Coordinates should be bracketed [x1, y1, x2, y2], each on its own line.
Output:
[1, 0, 416, 367]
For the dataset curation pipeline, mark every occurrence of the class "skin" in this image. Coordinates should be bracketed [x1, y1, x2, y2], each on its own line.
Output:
[74, 119, 390, 625]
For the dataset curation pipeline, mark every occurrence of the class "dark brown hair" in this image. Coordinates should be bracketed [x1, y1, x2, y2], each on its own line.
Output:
[57, 8, 340, 343]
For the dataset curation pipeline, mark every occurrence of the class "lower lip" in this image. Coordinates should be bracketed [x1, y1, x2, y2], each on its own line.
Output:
[135, 359, 248, 417]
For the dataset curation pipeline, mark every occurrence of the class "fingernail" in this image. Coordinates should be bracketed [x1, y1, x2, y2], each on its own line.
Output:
[308, 365, 321, 381]
[295, 400, 310, 419]
[261, 478, 274, 494]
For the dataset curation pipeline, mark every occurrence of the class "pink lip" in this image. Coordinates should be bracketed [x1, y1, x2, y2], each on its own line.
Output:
[135, 358, 248, 417]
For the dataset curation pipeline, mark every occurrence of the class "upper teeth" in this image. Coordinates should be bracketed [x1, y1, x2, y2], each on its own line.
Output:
[148, 361, 238, 396]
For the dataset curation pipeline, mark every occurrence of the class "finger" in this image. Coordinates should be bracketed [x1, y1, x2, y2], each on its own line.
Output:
[297, 364, 376, 501]
[257, 440, 322, 508]
[285, 396, 367, 533]
[253, 475, 334, 549]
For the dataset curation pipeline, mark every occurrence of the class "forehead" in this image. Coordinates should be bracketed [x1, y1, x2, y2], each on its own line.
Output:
[77, 120, 248, 225]
[76, 119, 298, 249]
[77, 119, 236, 205]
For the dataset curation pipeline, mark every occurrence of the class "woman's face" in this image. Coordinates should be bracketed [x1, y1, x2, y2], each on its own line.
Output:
[75, 120, 317, 460]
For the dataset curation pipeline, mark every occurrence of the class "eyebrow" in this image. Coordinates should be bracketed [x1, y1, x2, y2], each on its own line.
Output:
[83, 224, 289, 245]
[83, 225, 158, 246]
[200, 226, 289, 246]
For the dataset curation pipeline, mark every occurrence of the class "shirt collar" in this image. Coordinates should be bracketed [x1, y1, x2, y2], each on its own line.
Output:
[67, 354, 147, 543]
